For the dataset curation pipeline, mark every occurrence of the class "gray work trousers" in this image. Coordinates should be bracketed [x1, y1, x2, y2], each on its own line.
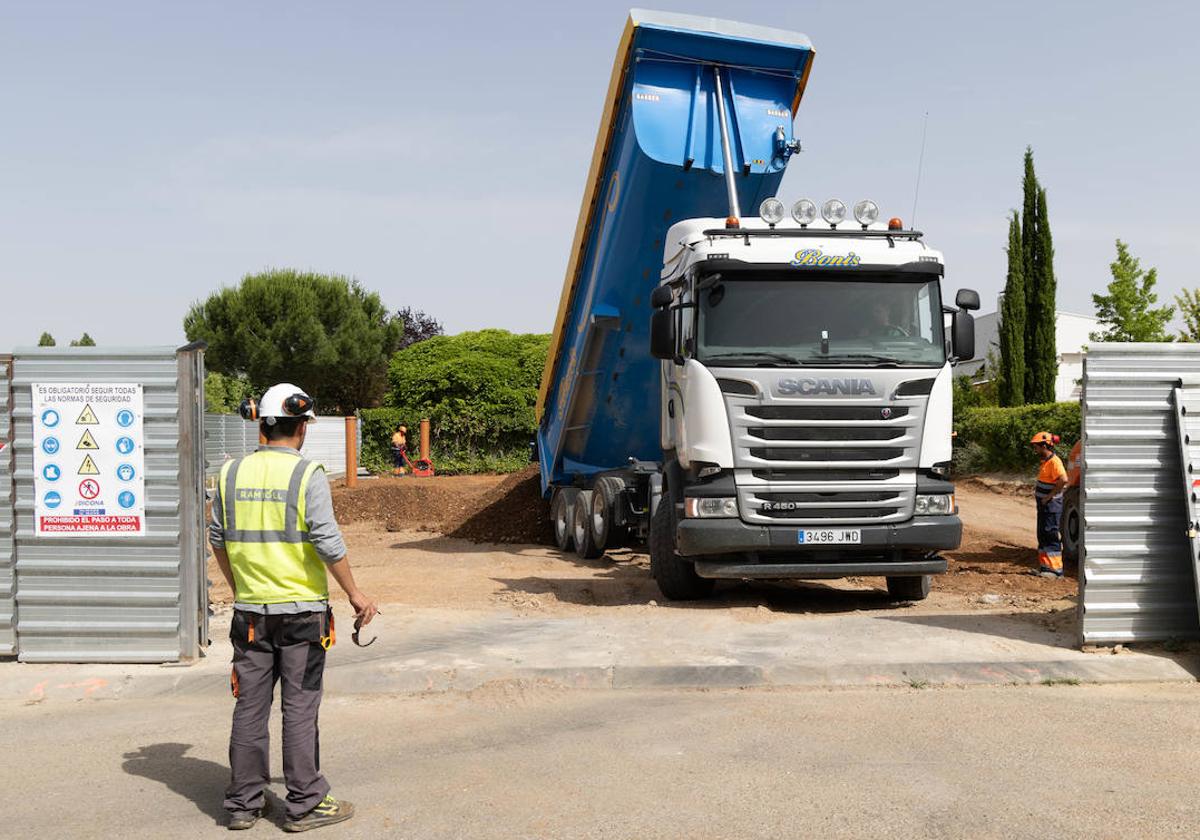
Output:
[224, 609, 331, 820]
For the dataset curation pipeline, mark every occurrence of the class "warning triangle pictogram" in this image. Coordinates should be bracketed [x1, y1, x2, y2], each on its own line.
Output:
[78, 454, 100, 475]
[76, 404, 99, 425]
[76, 429, 99, 450]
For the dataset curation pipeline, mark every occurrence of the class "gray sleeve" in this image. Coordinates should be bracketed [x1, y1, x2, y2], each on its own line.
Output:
[304, 467, 347, 564]
[208, 481, 225, 549]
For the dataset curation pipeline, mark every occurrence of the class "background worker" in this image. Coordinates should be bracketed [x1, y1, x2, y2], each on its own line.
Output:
[1031, 431, 1068, 578]
[390, 424, 408, 476]
[210, 383, 378, 833]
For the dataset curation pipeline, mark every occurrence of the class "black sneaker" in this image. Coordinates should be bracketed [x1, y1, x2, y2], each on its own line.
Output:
[228, 808, 263, 830]
[283, 795, 355, 833]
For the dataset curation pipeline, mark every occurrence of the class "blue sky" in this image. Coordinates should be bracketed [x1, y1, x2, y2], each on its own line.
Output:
[2, 1, 1198, 346]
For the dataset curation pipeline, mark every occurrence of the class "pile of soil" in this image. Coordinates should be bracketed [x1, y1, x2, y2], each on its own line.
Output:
[332, 474, 500, 532]
[330, 467, 552, 545]
[443, 465, 553, 545]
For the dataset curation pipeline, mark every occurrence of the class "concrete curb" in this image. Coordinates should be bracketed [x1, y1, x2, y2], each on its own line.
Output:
[6, 653, 1196, 705]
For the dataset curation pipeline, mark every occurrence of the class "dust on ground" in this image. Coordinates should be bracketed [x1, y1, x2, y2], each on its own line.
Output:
[209, 470, 1075, 624]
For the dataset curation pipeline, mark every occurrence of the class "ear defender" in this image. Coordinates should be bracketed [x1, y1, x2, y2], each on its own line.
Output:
[238, 398, 259, 421]
[284, 393, 315, 416]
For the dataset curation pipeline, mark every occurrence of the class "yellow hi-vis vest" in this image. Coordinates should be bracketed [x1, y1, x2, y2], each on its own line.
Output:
[218, 449, 328, 604]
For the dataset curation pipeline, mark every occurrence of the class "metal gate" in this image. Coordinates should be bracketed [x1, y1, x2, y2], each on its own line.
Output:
[9, 345, 208, 662]
[0, 356, 14, 655]
[1080, 344, 1200, 643]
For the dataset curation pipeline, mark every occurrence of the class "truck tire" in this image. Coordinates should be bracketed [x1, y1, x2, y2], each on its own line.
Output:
[649, 496, 715, 601]
[886, 574, 931, 602]
[572, 490, 604, 559]
[1062, 486, 1081, 565]
[589, 476, 622, 552]
[551, 489, 574, 552]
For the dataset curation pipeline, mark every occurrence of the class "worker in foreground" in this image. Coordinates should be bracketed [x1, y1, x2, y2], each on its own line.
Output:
[1031, 431, 1068, 578]
[210, 383, 378, 832]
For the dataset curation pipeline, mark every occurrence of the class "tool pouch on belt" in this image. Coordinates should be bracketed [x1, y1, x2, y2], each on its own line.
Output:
[320, 607, 336, 650]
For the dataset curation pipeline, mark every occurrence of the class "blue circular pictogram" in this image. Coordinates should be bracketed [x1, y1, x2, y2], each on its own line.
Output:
[117, 490, 136, 510]
[41, 409, 60, 428]
[116, 409, 135, 428]
[42, 436, 60, 455]
[44, 490, 62, 509]
[116, 463, 136, 482]
[42, 464, 62, 482]
[115, 436, 135, 455]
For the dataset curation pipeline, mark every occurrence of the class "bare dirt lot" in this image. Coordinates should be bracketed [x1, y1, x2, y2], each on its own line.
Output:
[208, 470, 1076, 626]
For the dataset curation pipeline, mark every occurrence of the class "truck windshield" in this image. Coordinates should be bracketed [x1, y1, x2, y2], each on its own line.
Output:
[696, 272, 946, 367]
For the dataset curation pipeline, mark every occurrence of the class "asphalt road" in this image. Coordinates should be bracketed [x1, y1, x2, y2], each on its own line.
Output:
[5, 682, 1199, 838]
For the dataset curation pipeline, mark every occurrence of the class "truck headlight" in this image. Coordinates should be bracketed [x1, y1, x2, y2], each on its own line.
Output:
[685, 497, 739, 518]
[915, 494, 954, 515]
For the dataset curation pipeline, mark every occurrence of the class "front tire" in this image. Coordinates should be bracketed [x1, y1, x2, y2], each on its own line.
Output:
[886, 574, 931, 602]
[649, 496, 715, 601]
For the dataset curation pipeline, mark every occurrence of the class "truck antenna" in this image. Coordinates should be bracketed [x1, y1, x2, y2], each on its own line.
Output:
[910, 111, 929, 228]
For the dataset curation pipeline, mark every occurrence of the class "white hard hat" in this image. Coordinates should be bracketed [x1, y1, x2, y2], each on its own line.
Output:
[251, 383, 316, 422]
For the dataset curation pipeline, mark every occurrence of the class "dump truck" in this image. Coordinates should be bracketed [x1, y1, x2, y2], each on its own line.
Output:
[536, 9, 980, 601]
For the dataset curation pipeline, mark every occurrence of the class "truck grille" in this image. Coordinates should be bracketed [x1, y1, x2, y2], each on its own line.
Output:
[723, 382, 930, 526]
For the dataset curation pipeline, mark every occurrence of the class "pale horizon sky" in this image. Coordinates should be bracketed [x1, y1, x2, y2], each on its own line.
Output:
[2, 1, 1198, 347]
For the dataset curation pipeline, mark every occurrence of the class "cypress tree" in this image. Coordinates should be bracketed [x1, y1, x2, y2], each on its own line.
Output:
[998, 213, 1026, 406]
[1029, 186, 1058, 403]
[1020, 147, 1038, 400]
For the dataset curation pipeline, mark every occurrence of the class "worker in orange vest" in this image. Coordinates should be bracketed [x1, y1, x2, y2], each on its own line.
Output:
[1031, 431, 1067, 577]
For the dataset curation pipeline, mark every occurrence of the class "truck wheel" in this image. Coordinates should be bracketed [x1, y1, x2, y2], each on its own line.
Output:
[589, 476, 622, 552]
[1062, 487, 1081, 565]
[551, 489, 574, 552]
[572, 490, 604, 559]
[649, 496, 714, 601]
[886, 575, 931, 602]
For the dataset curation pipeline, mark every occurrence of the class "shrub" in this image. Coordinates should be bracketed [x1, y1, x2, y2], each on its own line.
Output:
[954, 401, 1081, 473]
[359, 330, 549, 474]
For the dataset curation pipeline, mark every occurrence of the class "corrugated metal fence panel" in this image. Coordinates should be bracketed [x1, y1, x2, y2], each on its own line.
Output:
[0, 356, 15, 655]
[11, 347, 196, 662]
[1080, 344, 1200, 643]
[1172, 385, 1200, 624]
[204, 414, 357, 478]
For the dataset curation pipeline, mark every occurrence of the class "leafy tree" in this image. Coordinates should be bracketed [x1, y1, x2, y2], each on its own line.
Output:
[384, 329, 549, 457]
[205, 371, 256, 414]
[1028, 186, 1058, 403]
[1177, 288, 1200, 342]
[998, 213, 1026, 407]
[394, 307, 445, 350]
[184, 269, 403, 412]
[70, 333, 96, 347]
[37, 332, 55, 347]
[1090, 240, 1174, 343]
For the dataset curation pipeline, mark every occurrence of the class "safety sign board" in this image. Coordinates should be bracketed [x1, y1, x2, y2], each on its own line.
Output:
[32, 383, 146, 537]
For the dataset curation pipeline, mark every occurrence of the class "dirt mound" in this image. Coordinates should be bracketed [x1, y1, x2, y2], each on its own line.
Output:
[332, 474, 502, 532]
[443, 465, 553, 545]
[330, 467, 551, 545]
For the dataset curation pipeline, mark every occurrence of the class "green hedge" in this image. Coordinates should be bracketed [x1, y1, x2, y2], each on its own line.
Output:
[359, 407, 531, 476]
[954, 402, 1081, 473]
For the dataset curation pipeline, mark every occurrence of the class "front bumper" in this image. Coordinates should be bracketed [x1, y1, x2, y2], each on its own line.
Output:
[675, 515, 961, 578]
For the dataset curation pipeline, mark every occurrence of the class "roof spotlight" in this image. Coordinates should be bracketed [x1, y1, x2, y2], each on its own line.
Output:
[791, 198, 817, 226]
[853, 199, 880, 228]
[821, 198, 847, 226]
[758, 197, 785, 226]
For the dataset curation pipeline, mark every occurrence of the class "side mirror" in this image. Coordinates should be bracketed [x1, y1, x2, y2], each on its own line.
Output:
[952, 310, 975, 361]
[650, 309, 676, 360]
[955, 288, 981, 311]
[650, 286, 673, 309]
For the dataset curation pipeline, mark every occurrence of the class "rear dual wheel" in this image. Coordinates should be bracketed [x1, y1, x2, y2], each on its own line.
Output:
[551, 489, 574, 552]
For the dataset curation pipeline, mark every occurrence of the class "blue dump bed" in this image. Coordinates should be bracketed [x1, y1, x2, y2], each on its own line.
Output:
[536, 9, 815, 494]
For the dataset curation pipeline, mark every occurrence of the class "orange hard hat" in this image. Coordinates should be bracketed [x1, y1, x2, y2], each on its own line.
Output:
[1030, 431, 1060, 445]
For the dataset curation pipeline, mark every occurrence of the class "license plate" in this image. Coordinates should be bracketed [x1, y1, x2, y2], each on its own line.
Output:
[797, 528, 862, 545]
